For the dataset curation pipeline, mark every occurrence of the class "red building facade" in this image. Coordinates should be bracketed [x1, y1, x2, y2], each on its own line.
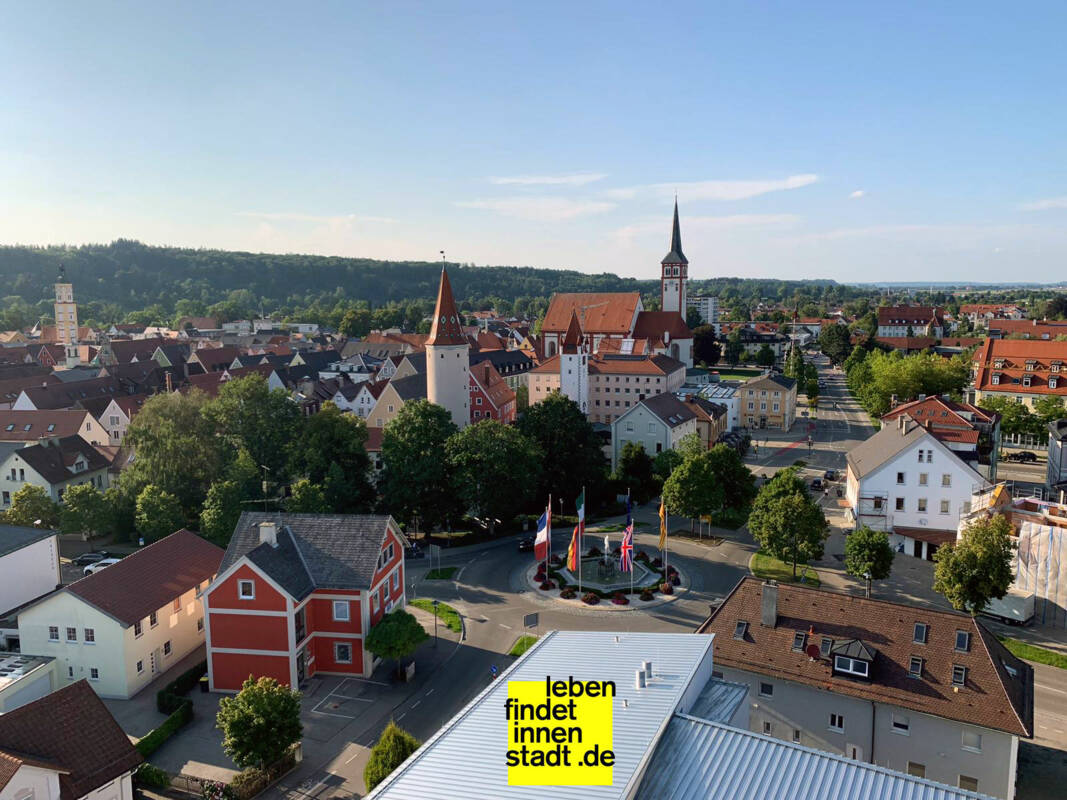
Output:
[204, 513, 406, 691]
[469, 361, 516, 424]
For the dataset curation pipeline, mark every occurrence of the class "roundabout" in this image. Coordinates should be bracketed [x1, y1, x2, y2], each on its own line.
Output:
[522, 550, 688, 612]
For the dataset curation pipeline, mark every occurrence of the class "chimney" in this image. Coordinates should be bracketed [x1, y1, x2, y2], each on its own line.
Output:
[635, 669, 646, 690]
[918, 394, 926, 402]
[258, 521, 278, 548]
[761, 581, 778, 627]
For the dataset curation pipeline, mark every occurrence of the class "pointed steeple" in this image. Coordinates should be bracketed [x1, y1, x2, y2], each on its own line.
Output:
[661, 198, 688, 265]
[427, 267, 467, 346]
[561, 310, 584, 354]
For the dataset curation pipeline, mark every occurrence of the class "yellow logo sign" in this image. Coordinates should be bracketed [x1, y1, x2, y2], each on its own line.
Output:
[506, 676, 615, 786]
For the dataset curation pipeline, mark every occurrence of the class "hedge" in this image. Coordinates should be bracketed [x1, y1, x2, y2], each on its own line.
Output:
[134, 763, 171, 789]
[157, 660, 208, 713]
[136, 700, 192, 758]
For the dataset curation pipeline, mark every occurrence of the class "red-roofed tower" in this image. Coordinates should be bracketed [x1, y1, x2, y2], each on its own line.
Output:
[426, 267, 470, 428]
[559, 310, 588, 413]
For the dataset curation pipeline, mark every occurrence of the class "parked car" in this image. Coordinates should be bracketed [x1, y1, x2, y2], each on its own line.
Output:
[1008, 451, 1038, 463]
[810, 478, 823, 491]
[517, 536, 535, 553]
[83, 558, 121, 576]
[71, 551, 111, 566]
[823, 469, 837, 481]
[980, 588, 1035, 625]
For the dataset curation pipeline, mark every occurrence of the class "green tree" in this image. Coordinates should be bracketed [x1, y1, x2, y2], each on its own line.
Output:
[289, 402, 373, 512]
[364, 609, 429, 678]
[685, 306, 703, 329]
[661, 452, 725, 533]
[1033, 394, 1066, 427]
[216, 676, 302, 770]
[59, 484, 111, 538]
[207, 375, 302, 481]
[134, 484, 185, 542]
[934, 515, 1015, 615]
[692, 325, 721, 366]
[703, 444, 756, 510]
[748, 471, 828, 578]
[380, 400, 460, 531]
[2, 485, 60, 529]
[980, 396, 1041, 437]
[755, 343, 776, 367]
[284, 479, 330, 513]
[844, 526, 895, 598]
[613, 442, 657, 504]
[652, 448, 683, 482]
[515, 384, 529, 412]
[805, 378, 819, 401]
[517, 392, 606, 510]
[819, 323, 853, 364]
[339, 307, 373, 338]
[200, 480, 249, 542]
[446, 420, 542, 536]
[364, 721, 421, 792]
[724, 329, 744, 365]
[675, 432, 705, 461]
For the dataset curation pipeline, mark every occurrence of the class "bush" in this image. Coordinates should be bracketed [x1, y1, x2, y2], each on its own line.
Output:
[660, 582, 674, 595]
[652, 557, 663, 568]
[635, 551, 650, 563]
[582, 592, 600, 605]
[612, 592, 629, 606]
[230, 747, 297, 800]
[666, 566, 678, 578]
[158, 660, 208, 713]
[560, 587, 577, 599]
[202, 781, 236, 800]
[539, 580, 555, 590]
[136, 699, 192, 757]
[639, 589, 654, 601]
[135, 763, 171, 789]
[364, 722, 420, 792]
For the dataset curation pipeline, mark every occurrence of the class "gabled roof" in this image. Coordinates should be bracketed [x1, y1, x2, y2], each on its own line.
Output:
[220, 513, 397, 599]
[17, 377, 125, 410]
[561, 310, 584, 354]
[741, 373, 797, 392]
[639, 392, 697, 429]
[389, 372, 427, 402]
[632, 311, 691, 345]
[541, 292, 641, 335]
[876, 306, 945, 327]
[0, 681, 141, 800]
[0, 410, 92, 441]
[6, 435, 110, 484]
[700, 577, 1033, 737]
[661, 198, 688, 265]
[0, 524, 56, 559]
[845, 416, 931, 479]
[471, 361, 515, 410]
[426, 268, 467, 347]
[62, 529, 223, 626]
[972, 338, 1067, 397]
[190, 345, 242, 369]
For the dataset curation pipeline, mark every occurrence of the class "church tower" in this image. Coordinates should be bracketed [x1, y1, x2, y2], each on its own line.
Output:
[426, 267, 470, 429]
[54, 264, 80, 365]
[559, 310, 588, 414]
[660, 199, 688, 314]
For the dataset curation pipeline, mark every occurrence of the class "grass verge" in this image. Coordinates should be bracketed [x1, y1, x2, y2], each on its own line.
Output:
[409, 598, 463, 633]
[509, 634, 538, 657]
[424, 567, 457, 580]
[997, 636, 1067, 670]
[749, 550, 821, 588]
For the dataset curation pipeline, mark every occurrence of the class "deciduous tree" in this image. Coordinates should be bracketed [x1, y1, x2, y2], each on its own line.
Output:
[199, 480, 249, 542]
[613, 442, 657, 505]
[844, 526, 895, 597]
[819, 323, 853, 364]
[934, 515, 1015, 615]
[216, 676, 302, 770]
[206, 375, 302, 481]
[748, 471, 828, 578]
[2, 485, 60, 529]
[364, 609, 429, 678]
[289, 402, 373, 512]
[134, 484, 184, 542]
[661, 452, 724, 533]
[692, 325, 721, 366]
[364, 721, 420, 792]
[59, 484, 111, 538]
[285, 479, 330, 513]
[380, 400, 460, 531]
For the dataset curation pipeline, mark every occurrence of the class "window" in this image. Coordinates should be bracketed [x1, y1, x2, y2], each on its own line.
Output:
[791, 631, 807, 651]
[908, 656, 923, 678]
[829, 713, 844, 732]
[913, 623, 928, 643]
[895, 497, 905, 511]
[372, 593, 379, 612]
[84, 628, 95, 643]
[734, 621, 749, 640]
[792, 729, 801, 743]
[133, 620, 142, 637]
[942, 474, 952, 487]
[962, 731, 982, 752]
[163, 640, 172, 656]
[333, 601, 350, 622]
[48, 626, 59, 641]
[918, 472, 928, 486]
[917, 498, 927, 512]
[238, 580, 255, 600]
[896, 472, 905, 484]
[89, 668, 100, 681]
[917, 449, 924, 462]
[757, 681, 774, 697]
[834, 656, 869, 677]
[907, 762, 926, 779]
[958, 776, 979, 792]
[66, 627, 77, 642]
[67, 666, 73, 678]
[820, 637, 833, 657]
[891, 714, 910, 735]
[940, 499, 950, 514]
[136, 660, 144, 674]
[873, 497, 883, 510]
[150, 611, 158, 628]
[762, 721, 773, 735]
[197, 617, 204, 632]
[392, 571, 399, 591]
[952, 664, 967, 686]
[173, 597, 181, 612]
[955, 630, 970, 652]
[335, 642, 353, 663]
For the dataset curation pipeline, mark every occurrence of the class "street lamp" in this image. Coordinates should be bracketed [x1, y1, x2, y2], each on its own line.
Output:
[432, 598, 439, 646]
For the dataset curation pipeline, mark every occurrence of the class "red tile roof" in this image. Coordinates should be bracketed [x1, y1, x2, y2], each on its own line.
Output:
[181, 365, 278, 397]
[190, 345, 241, 369]
[65, 529, 223, 626]
[987, 318, 1067, 337]
[472, 361, 515, 410]
[881, 396, 993, 447]
[0, 680, 141, 800]
[542, 293, 641, 335]
[877, 305, 945, 327]
[0, 410, 94, 441]
[699, 578, 1032, 737]
[530, 352, 685, 377]
[427, 268, 467, 347]
[972, 338, 1067, 397]
[631, 311, 692, 346]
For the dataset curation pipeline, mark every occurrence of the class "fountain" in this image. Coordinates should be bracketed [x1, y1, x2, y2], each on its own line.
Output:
[556, 555, 658, 593]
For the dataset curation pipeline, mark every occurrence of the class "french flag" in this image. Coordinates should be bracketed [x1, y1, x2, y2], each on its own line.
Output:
[534, 508, 550, 561]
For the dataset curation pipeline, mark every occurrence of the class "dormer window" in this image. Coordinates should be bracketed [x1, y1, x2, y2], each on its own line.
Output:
[1052, 361, 1062, 373]
[830, 638, 876, 679]
[952, 664, 967, 687]
[991, 374, 1000, 385]
[791, 631, 807, 651]
[1022, 375, 1032, 388]
[1025, 360, 1036, 371]
[834, 654, 870, 678]
[1052, 377, 1059, 390]
[734, 621, 749, 640]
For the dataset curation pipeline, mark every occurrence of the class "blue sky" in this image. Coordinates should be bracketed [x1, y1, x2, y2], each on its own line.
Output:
[3, 1, 1066, 282]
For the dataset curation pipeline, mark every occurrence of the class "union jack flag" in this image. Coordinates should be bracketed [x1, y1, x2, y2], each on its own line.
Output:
[619, 523, 634, 573]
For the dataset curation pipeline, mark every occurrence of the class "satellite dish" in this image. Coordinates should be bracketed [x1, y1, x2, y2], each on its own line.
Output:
[805, 643, 822, 661]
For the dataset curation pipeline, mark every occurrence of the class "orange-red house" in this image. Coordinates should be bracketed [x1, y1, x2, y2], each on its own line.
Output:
[204, 513, 406, 691]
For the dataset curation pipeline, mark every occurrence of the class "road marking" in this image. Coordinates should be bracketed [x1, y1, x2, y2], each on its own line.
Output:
[427, 688, 435, 695]
[344, 750, 362, 765]
[499, 623, 512, 629]
[1035, 682, 1067, 696]
[397, 712, 406, 720]
[327, 693, 373, 702]
[411, 700, 421, 708]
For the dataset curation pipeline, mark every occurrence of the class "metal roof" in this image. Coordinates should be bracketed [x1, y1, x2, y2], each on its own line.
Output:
[635, 714, 993, 800]
[365, 630, 716, 800]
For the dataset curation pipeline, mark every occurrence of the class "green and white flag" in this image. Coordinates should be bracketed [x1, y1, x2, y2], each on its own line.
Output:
[576, 488, 585, 527]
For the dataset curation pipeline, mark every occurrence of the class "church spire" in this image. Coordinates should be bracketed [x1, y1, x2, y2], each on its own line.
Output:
[661, 197, 688, 265]
[427, 267, 466, 346]
[561, 310, 584, 354]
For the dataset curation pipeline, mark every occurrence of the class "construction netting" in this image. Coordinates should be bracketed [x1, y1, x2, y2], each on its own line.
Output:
[1015, 520, 1067, 628]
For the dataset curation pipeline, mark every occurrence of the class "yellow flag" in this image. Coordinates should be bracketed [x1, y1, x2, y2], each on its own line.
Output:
[658, 499, 667, 550]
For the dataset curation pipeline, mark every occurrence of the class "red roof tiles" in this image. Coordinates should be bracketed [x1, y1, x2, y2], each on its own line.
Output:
[541, 293, 640, 335]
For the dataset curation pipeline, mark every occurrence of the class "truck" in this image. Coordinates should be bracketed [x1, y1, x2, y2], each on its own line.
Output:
[980, 588, 1036, 626]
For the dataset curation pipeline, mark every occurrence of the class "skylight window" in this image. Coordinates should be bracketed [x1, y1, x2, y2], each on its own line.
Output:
[792, 631, 807, 651]
[734, 621, 749, 640]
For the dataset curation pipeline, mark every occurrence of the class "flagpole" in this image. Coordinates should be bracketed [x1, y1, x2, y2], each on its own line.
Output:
[547, 493, 552, 573]
[579, 486, 585, 596]
[627, 487, 633, 597]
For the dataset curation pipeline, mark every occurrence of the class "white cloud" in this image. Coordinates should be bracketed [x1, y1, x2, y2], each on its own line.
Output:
[849, 189, 865, 199]
[488, 173, 607, 186]
[456, 197, 616, 221]
[621, 173, 818, 202]
[236, 211, 398, 224]
[1020, 196, 1067, 211]
[612, 214, 801, 246]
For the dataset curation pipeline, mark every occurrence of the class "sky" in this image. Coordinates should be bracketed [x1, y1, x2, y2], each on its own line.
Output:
[2, 1, 1067, 283]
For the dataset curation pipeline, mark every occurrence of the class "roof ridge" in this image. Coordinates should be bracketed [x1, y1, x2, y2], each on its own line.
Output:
[971, 620, 1033, 737]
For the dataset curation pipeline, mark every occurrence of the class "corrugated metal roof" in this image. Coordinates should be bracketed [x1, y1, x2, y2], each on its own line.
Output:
[635, 715, 994, 800]
[365, 631, 715, 800]
[687, 679, 747, 723]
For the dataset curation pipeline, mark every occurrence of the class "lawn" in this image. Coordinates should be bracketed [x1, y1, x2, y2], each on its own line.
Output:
[409, 598, 463, 633]
[998, 636, 1067, 670]
[749, 550, 821, 587]
[509, 634, 538, 657]
[589, 522, 649, 533]
[424, 567, 457, 580]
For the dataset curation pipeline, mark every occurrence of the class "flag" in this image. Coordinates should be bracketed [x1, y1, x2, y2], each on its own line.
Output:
[620, 523, 634, 573]
[534, 508, 550, 561]
[567, 524, 580, 571]
[658, 499, 667, 550]
[576, 488, 586, 530]
[625, 493, 632, 527]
